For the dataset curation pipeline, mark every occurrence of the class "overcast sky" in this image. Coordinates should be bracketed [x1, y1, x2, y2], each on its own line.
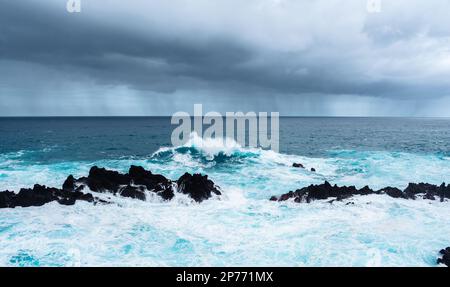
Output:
[1, 0, 450, 116]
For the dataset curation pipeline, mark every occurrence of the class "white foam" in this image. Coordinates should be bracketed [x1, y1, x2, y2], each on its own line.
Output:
[0, 192, 449, 266]
[1, 143, 450, 266]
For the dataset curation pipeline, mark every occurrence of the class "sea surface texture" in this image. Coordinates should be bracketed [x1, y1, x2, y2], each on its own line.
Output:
[0, 117, 449, 266]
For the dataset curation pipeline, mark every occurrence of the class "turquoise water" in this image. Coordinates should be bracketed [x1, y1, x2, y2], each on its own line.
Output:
[0, 118, 449, 266]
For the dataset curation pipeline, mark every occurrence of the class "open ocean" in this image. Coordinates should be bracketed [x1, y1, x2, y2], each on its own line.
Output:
[1, 117, 450, 266]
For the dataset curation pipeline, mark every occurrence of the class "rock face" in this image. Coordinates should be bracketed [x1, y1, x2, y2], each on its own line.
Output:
[177, 173, 222, 202]
[437, 247, 450, 267]
[1, 166, 222, 208]
[65, 165, 176, 201]
[0, 184, 94, 208]
[270, 181, 450, 203]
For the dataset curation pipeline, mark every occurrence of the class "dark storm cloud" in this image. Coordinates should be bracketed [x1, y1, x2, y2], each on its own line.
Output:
[1, 0, 450, 116]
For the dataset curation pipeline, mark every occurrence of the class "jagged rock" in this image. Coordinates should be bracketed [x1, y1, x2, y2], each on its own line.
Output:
[271, 181, 450, 203]
[272, 181, 372, 203]
[437, 247, 450, 267]
[62, 175, 75, 191]
[379, 187, 405, 199]
[292, 163, 304, 168]
[85, 166, 130, 193]
[62, 166, 175, 201]
[128, 165, 174, 200]
[119, 185, 146, 201]
[1, 166, 222, 209]
[0, 190, 15, 208]
[405, 183, 450, 202]
[67, 166, 219, 202]
[0, 184, 94, 208]
[177, 173, 221, 202]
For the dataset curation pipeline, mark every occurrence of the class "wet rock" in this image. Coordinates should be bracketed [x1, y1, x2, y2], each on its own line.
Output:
[128, 165, 174, 200]
[379, 187, 405, 199]
[62, 175, 75, 191]
[311, 168, 316, 172]
[119, 185, 146, 201]
[405, 182, 450, 202]
[0, 191, 15, 208]
[292, 163, 305, 168]
[0, 184, 95, 208]
[85, 166, 131, 193]
[64, 166, 175, 201]
[177, 173, 222, 202]
[271, 182, 367, 203]
[437, 247, 450, 267]
[1, 166, 221, 208]
[271, 181, 450, 203]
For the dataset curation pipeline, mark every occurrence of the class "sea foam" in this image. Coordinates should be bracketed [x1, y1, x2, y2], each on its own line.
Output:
[1, 135, 450, 266]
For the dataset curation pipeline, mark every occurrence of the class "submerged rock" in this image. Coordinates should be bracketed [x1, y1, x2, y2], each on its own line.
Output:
[437, 247, 450, 267]
[271, 181, 450, 203]
[1, 166, 221, 208]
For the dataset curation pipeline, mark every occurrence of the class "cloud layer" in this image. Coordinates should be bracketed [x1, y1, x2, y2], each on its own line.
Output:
[1, 0, 450, 116]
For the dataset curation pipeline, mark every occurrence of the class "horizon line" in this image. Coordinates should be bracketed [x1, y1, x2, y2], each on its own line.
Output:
[1, 116, 450, 119]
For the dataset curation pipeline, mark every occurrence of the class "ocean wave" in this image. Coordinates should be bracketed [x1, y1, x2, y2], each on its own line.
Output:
[151, 133, 262, 164]
[1, 138, 450, 266]
[1, 135, 449, 196]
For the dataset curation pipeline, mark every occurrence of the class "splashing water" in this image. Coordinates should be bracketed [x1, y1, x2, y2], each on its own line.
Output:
[1, 133, 450, 266]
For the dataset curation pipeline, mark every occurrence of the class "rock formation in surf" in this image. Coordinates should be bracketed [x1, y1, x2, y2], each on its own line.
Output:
[0, 166, 222, 209]
[0, 184, 95, 208]
[270, 181, 450, 203]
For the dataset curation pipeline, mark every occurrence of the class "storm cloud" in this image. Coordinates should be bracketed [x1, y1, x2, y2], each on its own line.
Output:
[1, 0, 450, 116]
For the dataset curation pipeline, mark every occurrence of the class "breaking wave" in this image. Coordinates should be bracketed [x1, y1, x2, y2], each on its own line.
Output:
[1, 133, 450, 266]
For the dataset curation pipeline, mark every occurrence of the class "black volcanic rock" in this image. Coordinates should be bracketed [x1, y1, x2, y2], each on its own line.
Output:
[62, 175, 76, 191]
[1, 166, 222, 209]
[405, 182, 450, 202]
[379, 187, 405, 199]
[85, 166, 131, 193]
[128, 165, 174, 200]
[119, 185, 146, 201]
[437, 247, 450, 267]
[57, 166, 218, 203]
[62, 166, 175, 201]
[0, 184, 95, 208]
[0, 190, 15, 208]
[271, 181, 374, 203]
[177, 173, 221, 202]
[292, 163, 305, 168]
[271, 181, 450, 203]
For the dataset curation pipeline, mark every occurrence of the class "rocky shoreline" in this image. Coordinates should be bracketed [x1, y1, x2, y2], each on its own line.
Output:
[270, 181, 450, 203]
[1, 166, 449, 266]
[0, 165, 221, 208]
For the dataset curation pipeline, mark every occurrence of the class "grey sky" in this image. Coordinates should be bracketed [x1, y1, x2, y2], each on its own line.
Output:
[1, 0, 450, 116]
